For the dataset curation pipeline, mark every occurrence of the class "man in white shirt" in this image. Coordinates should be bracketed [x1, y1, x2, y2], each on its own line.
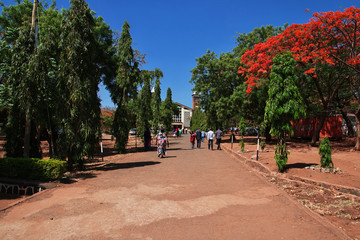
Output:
[207, 128, 215, 150]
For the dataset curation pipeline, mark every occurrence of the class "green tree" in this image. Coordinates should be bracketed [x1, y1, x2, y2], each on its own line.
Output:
[233, 24, 288, 57]
[151, 68, 163, 132]
[137, 72, 152, 138]
[111, 21, 140, 153]
[190, 51, 242, 130]
[264, 52, 306, 172]
[57, 0, 101, 169]
[162, 88, 176, 132]
[318, 136, 333, 168]
[190, 107, 207, 131]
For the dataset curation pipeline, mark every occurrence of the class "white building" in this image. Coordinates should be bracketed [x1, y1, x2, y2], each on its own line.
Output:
[172, 102, 192, 130]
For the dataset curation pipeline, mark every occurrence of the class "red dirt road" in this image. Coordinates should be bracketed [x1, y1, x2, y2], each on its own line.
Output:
[0, 136, 350, 240]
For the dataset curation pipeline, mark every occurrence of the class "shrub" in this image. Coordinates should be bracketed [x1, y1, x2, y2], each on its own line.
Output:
[274, 142, 289, 172]
[0, 158, 67, 181]
[319, 137, 334, 168]
[239, 140, 245, 152]
[260, 140, 266, 152]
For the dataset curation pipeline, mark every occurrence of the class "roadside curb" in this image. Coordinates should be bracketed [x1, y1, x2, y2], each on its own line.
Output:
[0, 184, 60, 213]
[223, 146, 360, 199]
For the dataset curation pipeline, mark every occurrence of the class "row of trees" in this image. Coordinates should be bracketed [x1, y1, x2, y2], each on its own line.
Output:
[190, 7, 360, 151]
[0, 0, 177, 169]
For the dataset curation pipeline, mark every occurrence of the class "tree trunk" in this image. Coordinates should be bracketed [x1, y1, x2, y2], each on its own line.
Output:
[311, 111, 328, 146]
[355, 105, 360, 151]
[31, 0, 38, 30]
[341, 109, 354, 138]
[23, 0, 38, 158]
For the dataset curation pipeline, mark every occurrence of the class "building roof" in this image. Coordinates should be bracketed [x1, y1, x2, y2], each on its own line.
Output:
[175, 102, 192, 111]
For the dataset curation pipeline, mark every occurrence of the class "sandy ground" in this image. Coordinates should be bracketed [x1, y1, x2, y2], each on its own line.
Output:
[0, 134, 354, 240]
[222, 134, 360, 239]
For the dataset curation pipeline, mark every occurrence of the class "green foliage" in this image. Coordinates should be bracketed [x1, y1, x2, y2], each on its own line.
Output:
[57, 0, 101, 168]
[190, 51, 243, 130]
[101, 115, 113, 133]
[112, 105, 130, 153]
[190, 107, 207, 131]
[110, 21, 141, 152]
[238, 117, 247, 136]
[260, 140, 266, 151]
[274, 141, 289, 172]
[0, 157, 67, 180]
[162, 88, 175, 132]
[233, 24, 288, 57]
[264, 52, 306, 137]
[152, 75, 162, 132]
[137, 73, 152, 138]
[319, 137, 334, 168]
[265, 52, 306, 172]
[239, 140, 245, 152]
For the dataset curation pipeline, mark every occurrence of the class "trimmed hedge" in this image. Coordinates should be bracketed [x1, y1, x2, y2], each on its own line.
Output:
[0, 158, 67, 181]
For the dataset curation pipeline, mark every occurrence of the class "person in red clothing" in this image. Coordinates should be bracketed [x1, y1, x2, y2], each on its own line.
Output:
[190, 131, 196, 149]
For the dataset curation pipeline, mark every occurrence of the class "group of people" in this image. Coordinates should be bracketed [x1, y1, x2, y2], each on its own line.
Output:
[190, 128, 223, 150]
[145, 127, 224, 158]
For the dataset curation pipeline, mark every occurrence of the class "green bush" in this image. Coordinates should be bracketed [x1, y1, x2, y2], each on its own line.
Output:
[274, 142, 289, 172]
[319, 137, 334, 168]
[239, 140, 245, 152]
[260, 140, 266, 152]
[0, 158, 67, 181]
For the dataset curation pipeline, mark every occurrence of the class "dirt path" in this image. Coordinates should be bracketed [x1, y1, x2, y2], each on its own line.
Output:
[0, 136, 350, 240]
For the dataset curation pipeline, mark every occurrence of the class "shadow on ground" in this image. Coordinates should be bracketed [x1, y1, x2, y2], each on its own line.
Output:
[285, 163, 318, 171]
[88, 161, 161, 171]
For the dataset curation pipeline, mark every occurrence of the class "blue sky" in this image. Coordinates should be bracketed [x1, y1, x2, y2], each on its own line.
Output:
[2, 0, 360, 108]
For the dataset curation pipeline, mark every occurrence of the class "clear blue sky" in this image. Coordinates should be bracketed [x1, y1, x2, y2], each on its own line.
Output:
[2, 0, 360, 108]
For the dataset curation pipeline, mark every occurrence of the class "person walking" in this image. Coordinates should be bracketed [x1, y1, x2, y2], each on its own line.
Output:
[190, 131, 196, 149]
[207, 128, 215, 150]
[144, 128, 151, 150]
[196, 129, 202, 148]
[216, 128, 223, 150]
[201, 130, 206, 143]
[156, 129, 169, 157]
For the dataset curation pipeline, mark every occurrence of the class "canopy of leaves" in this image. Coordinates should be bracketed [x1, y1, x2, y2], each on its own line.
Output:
[264, 52, 306, 137]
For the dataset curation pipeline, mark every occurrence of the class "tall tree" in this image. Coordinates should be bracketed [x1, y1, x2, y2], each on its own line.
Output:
[111, 21, 140, 153]
[264, 52, 306, 172]
[57, 0, 101, 169]
[152, 71, 162, 132]
[190, 51, 242, 129]
[137, 71, 152, 138]
[162, 88, 175, 132]
[239, 9, 360, 148]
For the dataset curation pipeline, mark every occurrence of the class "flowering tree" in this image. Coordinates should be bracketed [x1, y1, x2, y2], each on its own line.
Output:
[239, 7, 360, 150]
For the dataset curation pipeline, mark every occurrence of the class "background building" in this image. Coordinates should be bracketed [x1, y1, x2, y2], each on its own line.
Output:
[172, 102, 192, 130]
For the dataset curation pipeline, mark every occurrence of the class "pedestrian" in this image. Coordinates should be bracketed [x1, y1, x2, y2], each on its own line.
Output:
[216, 128, 223, 150]
[190, 131, 196, 149]
[207, 128, 215, 150]
[201, 130, 206, 142]
[196, 129, 202, 148]
[144, 128, 151, 150]
[156, 129, 169, 157]
[176, 128, 180, 138]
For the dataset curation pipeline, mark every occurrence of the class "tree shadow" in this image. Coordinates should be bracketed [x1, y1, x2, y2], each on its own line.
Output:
[88, 161, 161, 171]
[285, 163, 318, 171]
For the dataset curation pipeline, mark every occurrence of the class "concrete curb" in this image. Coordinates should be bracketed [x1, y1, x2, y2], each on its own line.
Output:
[0, 182, 61, 213]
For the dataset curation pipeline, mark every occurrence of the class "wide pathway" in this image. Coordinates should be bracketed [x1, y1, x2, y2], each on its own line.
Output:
[0, 136, 349, 240]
